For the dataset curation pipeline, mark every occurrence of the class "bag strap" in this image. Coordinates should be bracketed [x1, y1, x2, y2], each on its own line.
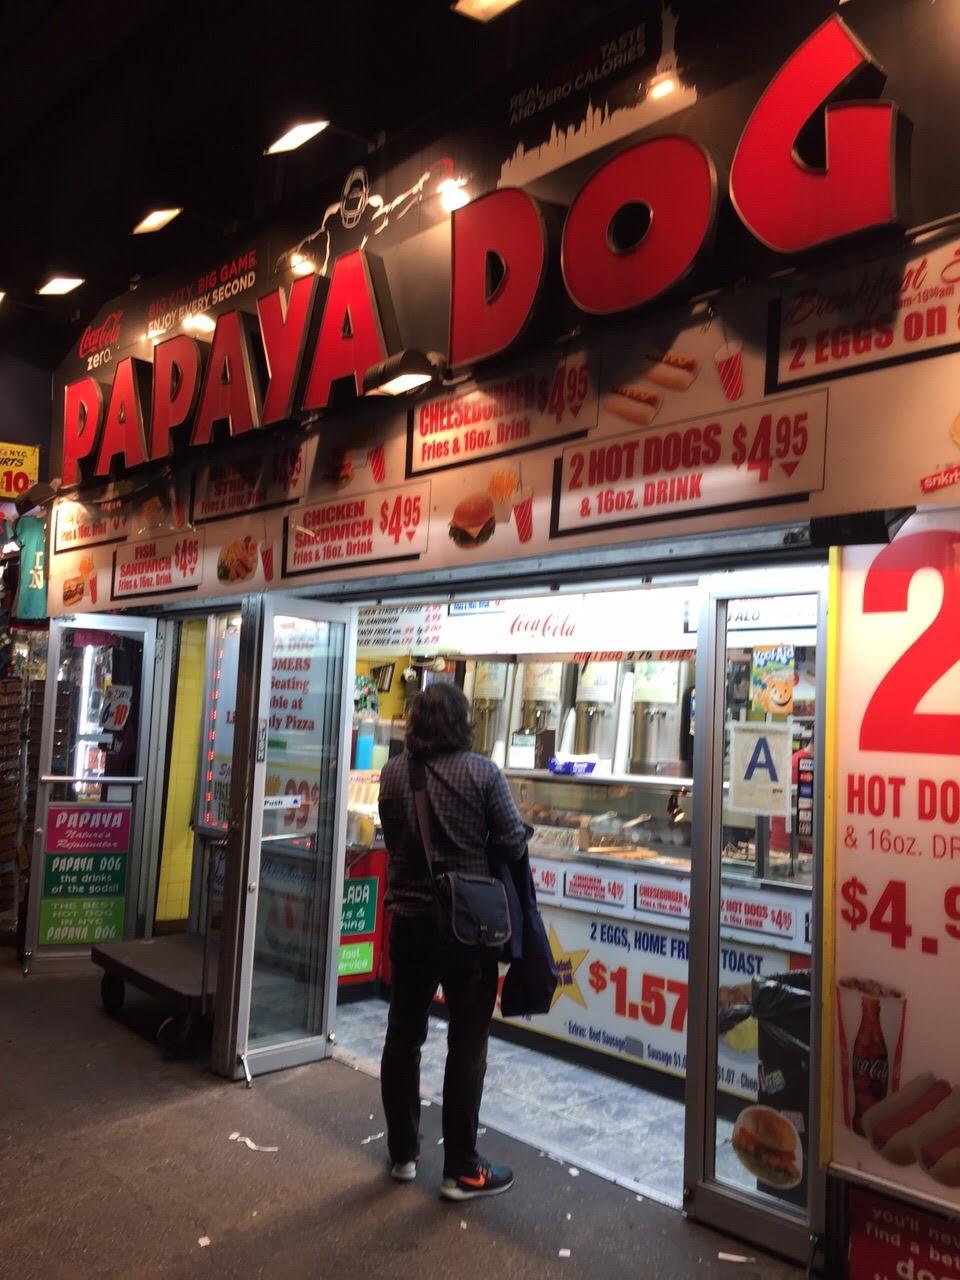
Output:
[408, 756, 438, 876]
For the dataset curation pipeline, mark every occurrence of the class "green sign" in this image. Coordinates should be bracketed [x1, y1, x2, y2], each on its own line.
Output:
[43, 851, 127, 898]
[338, 941, 374, 977]
[340, 876, 378, 936]
[39, 897, 124, 946]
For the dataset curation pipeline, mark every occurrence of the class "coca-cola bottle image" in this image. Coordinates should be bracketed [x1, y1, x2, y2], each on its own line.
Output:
[851, 996, 889, 1134]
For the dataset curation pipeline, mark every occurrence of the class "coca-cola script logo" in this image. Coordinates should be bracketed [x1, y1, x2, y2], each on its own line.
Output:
[78, 310, 123, 359]
[508, 612, 577, 640]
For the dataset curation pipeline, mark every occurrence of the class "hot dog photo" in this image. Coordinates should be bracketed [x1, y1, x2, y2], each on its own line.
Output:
[602, 383, 662, 426]
[638, 347, 700, 390]
[861, 1075, 960, 1186]
[601, 345, 699, 428]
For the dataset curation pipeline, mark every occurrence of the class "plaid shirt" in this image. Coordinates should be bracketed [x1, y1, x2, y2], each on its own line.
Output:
[379, 750, 528, 917]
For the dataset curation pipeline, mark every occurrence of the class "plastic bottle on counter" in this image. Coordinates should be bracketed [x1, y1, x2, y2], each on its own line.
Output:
[371, 717, 391, 770]
[354, 711, 375, 770]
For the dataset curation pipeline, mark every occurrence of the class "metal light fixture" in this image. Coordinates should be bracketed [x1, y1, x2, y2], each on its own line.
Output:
[15, 478, 61, 517]
[362, 350, 445, 396]
[132, 208, 183, 234]
[265, 121, 330, 155]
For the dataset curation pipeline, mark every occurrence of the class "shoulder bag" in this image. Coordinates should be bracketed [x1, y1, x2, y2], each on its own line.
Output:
[409, 757, 511, 960]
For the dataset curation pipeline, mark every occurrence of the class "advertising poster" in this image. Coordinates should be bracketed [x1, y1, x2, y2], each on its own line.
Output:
[750, 644, 795, 717]
[38, 803, 131, 946]
[848, 1187, 960, 1280]
[833, 511, 960, 1214]
[499, 902, 788, 1100]
[0, 442, 38, 508]
[261, 615, 339, 849]
[201, 620, 241, 829]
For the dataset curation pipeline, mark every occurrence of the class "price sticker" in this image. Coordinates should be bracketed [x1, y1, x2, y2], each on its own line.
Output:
[588, 960, 689, 1032]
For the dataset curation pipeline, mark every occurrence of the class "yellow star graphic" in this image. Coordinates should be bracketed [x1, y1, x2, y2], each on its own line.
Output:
[548, 922, 589, 1009]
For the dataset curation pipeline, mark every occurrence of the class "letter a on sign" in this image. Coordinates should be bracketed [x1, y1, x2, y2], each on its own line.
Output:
[745, 736, 779, 782]
[729, 721, 791, 815]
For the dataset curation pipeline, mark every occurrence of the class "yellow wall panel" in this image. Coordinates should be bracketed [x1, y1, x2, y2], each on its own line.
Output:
[155, 620, 207, 923]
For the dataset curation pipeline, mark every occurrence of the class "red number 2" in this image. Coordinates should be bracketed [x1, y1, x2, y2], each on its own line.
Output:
[860, 530, 960, 755]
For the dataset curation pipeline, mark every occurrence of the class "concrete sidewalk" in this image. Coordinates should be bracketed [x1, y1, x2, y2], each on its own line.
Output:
[0, 953, 804, 1280]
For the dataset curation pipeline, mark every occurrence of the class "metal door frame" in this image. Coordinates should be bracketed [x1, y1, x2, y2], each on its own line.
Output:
[210, 593, 356, 1080]
[23, 612, 158, 972]
[683, 565, 828, 1264]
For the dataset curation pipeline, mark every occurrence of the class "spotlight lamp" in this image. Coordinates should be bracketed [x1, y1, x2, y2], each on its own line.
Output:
[362, 350, 446, 396]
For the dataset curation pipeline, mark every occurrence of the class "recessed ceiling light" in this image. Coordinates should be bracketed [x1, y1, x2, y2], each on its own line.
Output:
[0, 291, 5, 305]
[37, 277, 84, 296]
[265, 121, 330, 155]
[132, 208, 183, 234]
[452, 0, 523, 21]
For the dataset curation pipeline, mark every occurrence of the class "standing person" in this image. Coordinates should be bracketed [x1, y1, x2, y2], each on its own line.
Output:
[378, 682, 528, 1200]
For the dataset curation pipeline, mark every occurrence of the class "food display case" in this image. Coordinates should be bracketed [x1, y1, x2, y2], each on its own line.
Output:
[502, 767, 812, 1097]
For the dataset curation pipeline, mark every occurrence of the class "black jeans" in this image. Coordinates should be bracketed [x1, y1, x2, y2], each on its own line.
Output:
[380, 913, 500, 1178]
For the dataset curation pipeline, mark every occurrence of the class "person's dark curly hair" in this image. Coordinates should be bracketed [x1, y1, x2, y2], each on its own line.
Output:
[406, 683, 473, 757]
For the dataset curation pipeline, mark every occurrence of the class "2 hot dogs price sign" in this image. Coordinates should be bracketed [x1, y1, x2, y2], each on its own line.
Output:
[834, 511, 960, 1215]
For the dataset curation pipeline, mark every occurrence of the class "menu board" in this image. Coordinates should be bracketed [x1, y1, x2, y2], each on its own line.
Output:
[833, 511, 960, 1214]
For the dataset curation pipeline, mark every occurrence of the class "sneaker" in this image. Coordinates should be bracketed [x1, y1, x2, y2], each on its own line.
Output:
[440, 1157, 514, 1201]
[390, 1159, 418, 1182]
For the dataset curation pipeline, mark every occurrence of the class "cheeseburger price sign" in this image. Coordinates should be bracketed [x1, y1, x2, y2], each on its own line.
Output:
[833, 512, 960, 1212]
[408, 352, 598, 475]
[56, 17, 908, 488]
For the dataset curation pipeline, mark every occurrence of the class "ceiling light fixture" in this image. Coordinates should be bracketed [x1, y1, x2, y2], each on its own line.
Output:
[132, 208, 183, 234]
[362, 350, 445, 396]
[0, 291, 5, 305]
[37, 276, 84, 296]
[265, 120, 330, 155]
[452, 0, 524, 22]
[182, 312, 216, 334]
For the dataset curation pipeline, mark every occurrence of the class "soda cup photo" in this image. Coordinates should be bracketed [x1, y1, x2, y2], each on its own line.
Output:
[367, 444, 386, 484]
[835, 977, 906, 1134]
[512, 486, 534, 543]
[714, 340, 744, 401]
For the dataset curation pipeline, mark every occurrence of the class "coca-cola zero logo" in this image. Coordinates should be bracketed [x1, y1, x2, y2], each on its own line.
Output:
[78, 311, 123, 363]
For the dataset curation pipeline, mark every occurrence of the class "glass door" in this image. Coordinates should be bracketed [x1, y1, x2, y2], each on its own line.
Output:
[684, 567, 827, 1264]
[212, 594, 355, 1079]
[23, 614, 157, 970]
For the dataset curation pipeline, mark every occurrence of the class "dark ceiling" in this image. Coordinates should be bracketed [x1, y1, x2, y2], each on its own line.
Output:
[0, 0, 639, 370]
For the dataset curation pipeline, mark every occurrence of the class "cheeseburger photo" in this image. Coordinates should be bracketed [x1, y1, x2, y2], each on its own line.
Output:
[449, 492, 495, 549]
[731, 1105, 802, 1188]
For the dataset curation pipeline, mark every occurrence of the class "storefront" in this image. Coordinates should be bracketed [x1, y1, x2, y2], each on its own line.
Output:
[21, 1, 960, 1269]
